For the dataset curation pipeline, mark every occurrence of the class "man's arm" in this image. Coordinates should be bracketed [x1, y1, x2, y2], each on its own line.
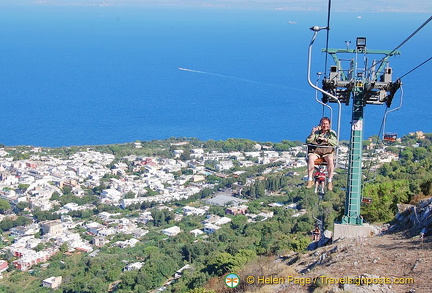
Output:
[327, 130, 338, 146]
[306, 131, 318, 144]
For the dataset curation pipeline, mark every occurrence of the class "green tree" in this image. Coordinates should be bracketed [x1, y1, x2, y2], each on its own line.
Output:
[124, 191, 136, 199]
[180, 149, 191, 160]
[187, 272, 211, 290]
[60, 242, 69, 253]
[206, 252, 235, 275]
[106, 267, 122, 282]
[362, 180, 410, 222]
[51, 191, 61, 200]
[254, 180, 266, 198]
[0, 199, 11, 213]
[62, 185, 72, 195]
[119, 270, 138, 289]
[15, 201, 29, 212]
[289, 235, 311, 252]
[151, 209, 175, 227]
[18, 184, 30, 191]
[230, 215, 248, 232]
[420, 179, 432, 196]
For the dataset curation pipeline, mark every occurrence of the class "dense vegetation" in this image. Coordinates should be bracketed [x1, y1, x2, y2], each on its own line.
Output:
[0, 134, 431, 292]
[362, 133, 432, 222]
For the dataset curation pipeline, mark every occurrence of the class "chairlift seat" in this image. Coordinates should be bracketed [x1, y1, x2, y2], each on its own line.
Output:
[306, 144, 335, 166]
[314, 157, 327, 166]
[362, 197, 372, 204]
[383, 132, 397, 142]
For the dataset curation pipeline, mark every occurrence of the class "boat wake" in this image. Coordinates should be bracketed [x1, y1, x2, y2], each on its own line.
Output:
[177, 67, 288, 89]
[178, 67, 206, 74]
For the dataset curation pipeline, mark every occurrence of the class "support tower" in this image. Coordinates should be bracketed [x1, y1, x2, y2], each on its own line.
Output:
[322, 37, 401, 225]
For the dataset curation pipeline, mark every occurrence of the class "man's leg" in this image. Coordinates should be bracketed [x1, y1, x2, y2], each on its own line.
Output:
[308, 153, 318, 178]
[324, 155, 334, 191]
[307, 154, 318, 188]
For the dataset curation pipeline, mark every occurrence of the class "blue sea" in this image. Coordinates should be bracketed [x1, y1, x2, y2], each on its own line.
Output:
[0, 4, 431, 147]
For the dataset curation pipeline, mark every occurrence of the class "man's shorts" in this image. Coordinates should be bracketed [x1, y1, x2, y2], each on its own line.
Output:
[308, 152, 334, 159]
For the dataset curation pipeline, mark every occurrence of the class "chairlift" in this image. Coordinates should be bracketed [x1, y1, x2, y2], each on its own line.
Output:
[382, 85, 403, 143]
[362, 197, 372, 204]
[383, 132, 397, 142]
[305, 149, 327, 166]
[307, 76, 341, 168]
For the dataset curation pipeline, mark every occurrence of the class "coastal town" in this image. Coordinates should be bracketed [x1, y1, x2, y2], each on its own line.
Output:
[0, 135, 408, 290]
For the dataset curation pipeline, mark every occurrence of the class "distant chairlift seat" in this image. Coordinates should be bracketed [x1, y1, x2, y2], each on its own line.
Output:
[362, 197, 372, 204]
[383, 132, 397, 142]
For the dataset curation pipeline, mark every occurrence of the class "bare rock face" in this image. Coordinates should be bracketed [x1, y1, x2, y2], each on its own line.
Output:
[392, 197, 432, 237]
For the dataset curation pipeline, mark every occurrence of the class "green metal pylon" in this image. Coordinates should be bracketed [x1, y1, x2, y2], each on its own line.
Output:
[342, 82, 364, 225]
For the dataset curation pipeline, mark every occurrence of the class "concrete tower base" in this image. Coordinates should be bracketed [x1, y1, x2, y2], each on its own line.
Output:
[333, 223, 374, 242]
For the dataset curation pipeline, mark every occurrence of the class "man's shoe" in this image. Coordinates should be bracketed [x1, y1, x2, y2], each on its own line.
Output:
[306, 181, 314, 189]
[327, 182, 333, 191]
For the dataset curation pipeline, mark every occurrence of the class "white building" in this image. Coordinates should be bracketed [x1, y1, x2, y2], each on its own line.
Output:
[214, 217, 232, 226]
[203, 223, 220, 234]
[162, 226, 181, 237]
[101, 188, 122, 203]
[215, 160, 234, 171]
[42, 276, 62, 289]
[124, 262, 144, 271]
[183, 206, 206, 216]
[190, 229, 204, 237]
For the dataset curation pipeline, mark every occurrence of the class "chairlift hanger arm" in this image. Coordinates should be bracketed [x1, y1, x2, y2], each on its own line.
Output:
[385, 79, 402, 108]
[307, 30, 341, 153]
[308, 31, 339, 103]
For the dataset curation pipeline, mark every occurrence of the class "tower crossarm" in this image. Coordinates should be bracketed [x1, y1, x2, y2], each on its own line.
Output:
[322, 48, 400, 56]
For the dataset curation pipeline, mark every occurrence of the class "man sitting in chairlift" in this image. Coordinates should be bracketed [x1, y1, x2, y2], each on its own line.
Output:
[306, 117, 337, 191]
